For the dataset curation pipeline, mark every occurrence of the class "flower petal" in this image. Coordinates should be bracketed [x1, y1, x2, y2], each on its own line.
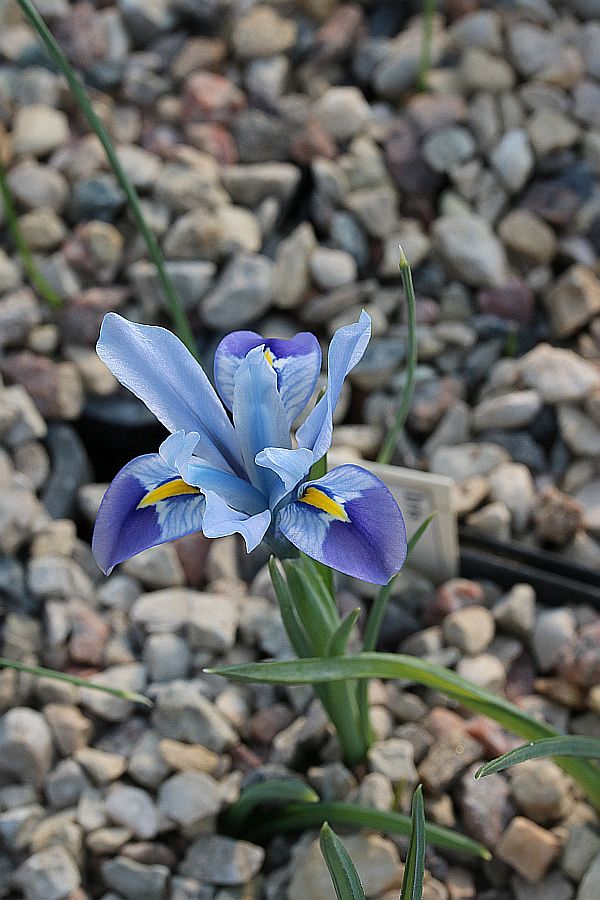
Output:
[202, 490, 271, 553]
[232, 346, 291, 496]
[97, 313, 243, 474]
[296, 311, 371, 461]
[92, 452, 205, 575]
[276, 464, 407, 584]
[255, 446, 314, 506]
[215, 330, 322, 424]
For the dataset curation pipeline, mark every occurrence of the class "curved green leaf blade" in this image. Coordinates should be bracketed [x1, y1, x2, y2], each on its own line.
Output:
[241, 800, 489, 859]
[400, 786, 425, 900]
[326, 609, 361, 657]
[475, 736, 600, 779]
[220, 777, 319, 834]
[320, 823, 367, 900]
[0, 657, 151, 707]
[208, 652, 600, 810]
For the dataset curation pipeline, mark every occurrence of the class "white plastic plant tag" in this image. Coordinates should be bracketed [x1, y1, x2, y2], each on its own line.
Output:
[328, 451, 459, 584]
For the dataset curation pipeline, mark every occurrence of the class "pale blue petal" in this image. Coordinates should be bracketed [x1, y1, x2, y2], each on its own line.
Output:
[232, 346, 291, 496]
[97, 313, 243, 475]
[255, 446, 314, 506]
[215, 331, 322, 425]
[296, 311, 371, 461]
[277, 464, 407, 585]
[92, 452, 205, 576]
[202, 490, 271, 553]
[182, 459, 267, 515]
[159, 430, 201, 471]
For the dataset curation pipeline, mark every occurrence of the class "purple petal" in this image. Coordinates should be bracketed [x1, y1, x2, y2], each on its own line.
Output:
[92, 453, 205, 575]
[296, 311, 371, 461]
[215, 330, 322, 425]
[277, 464, 407, 585]
[202, 490, 271, 552]
[97, 314, 243, 474]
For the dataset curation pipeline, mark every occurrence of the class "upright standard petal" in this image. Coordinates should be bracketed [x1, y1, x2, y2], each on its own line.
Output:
[92, 452, 205, 575]
[97, 314, 243, 474]
[232, 346, 291, 497]
[276, 464, 407, 585]
[296, 311, 371, 462]
[202, 491, 271, 553]
[215, 330, 322, 425]
[255, 446, 314, 507]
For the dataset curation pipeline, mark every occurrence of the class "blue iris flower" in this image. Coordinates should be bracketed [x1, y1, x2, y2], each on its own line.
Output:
[92, 311, 407, 585]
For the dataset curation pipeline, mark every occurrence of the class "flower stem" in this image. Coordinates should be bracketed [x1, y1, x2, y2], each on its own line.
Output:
[14, 0, 198, 358]
[377, 247, 418, 465]
[0, 156, 63, 308]
[416, 0, 437, 93]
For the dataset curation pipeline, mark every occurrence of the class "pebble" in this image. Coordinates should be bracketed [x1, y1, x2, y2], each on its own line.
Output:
[423, 126, 475, 174]
[102, 856, 169, 900]
[493, 584, 536, 637]
[105, 785, 161, 840]
[562, 825, 600, 881]
[157, 771, 221, 831]
[456, 653, 506, 691]
[577, 852, 600, 900]
[473, 390, 542, 432]
[510, 759, 574, 824]
[179, 835, 264, 886]
[12, 104, 69, 157]
[497, 816, 560, 882]
[0, 707, 53, 786]
[367, 738, 418, 788]
[13, 846, 81, 900]
[558, 405, 600, 456]
[488, 462, 536, 532]
[309, 247, 357, 290]
[442, 606, 495, 655]
[152, 682, 237, 752]
[458, 765, 512, 849]
[490, 130, 534, 193]
[433, 214, 509, 288]
[532, 608, 577, 673]
[201, 253, 273, 329]
[543, 265, 600, 338]
[313, 87, 371, 142]
[519, 344, 600, 403]
[288, 832, 400, 899]
[272, 223, 316, 310]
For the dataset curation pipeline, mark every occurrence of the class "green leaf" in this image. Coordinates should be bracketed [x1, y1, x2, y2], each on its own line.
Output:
[400, 786, 425, 900]
[14, 0, 197, 357]
[268, 557, 312, 659]
[208, 653, 600, 810]
[325, 609, 361, 657]
[220, 777, 319, 834]
[377, 247, 418, 465]
[320, 823, 367, 900]
[475, 736, 600, 779]
[240, 800, 489, 859]
[406, 513, 436, 559]
[0, 657, 152, 707]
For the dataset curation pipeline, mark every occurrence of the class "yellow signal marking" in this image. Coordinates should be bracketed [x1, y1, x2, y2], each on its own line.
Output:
[264, 347, 275, 367]
[137, 478, 201, 509]
[300, 487, 349, 522]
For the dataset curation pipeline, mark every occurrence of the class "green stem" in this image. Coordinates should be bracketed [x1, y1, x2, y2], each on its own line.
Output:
[0, 657, 152, 707]
[14, 0, 197, 357]
[377, 247, 418, 465]
[0, 157, 63, 307]
[416, 0, 437, 93]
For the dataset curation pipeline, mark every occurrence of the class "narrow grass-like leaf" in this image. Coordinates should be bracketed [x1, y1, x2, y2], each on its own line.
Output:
[209, 653, 600, 809]
[475, 737, 600, 779]
[400, 786, 425, 900]
[284, 560, 337, 654]
[325, 609, 361, 657]
[0, 157, 63, 308]
[358, 513, 436, 745]
[14, 0, 197, 356]
[378, 247, 418, 465]
[239, 800, 489, 859]
[320, 823, 367, 900]
[416, 0, 437, 92]
[268, 559, 366, 767]
[220, 777, 319, 834]
[0, 657, 152, 707]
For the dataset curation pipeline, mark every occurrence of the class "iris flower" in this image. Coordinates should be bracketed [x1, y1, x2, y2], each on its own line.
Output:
[92, 311, 407, 584]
